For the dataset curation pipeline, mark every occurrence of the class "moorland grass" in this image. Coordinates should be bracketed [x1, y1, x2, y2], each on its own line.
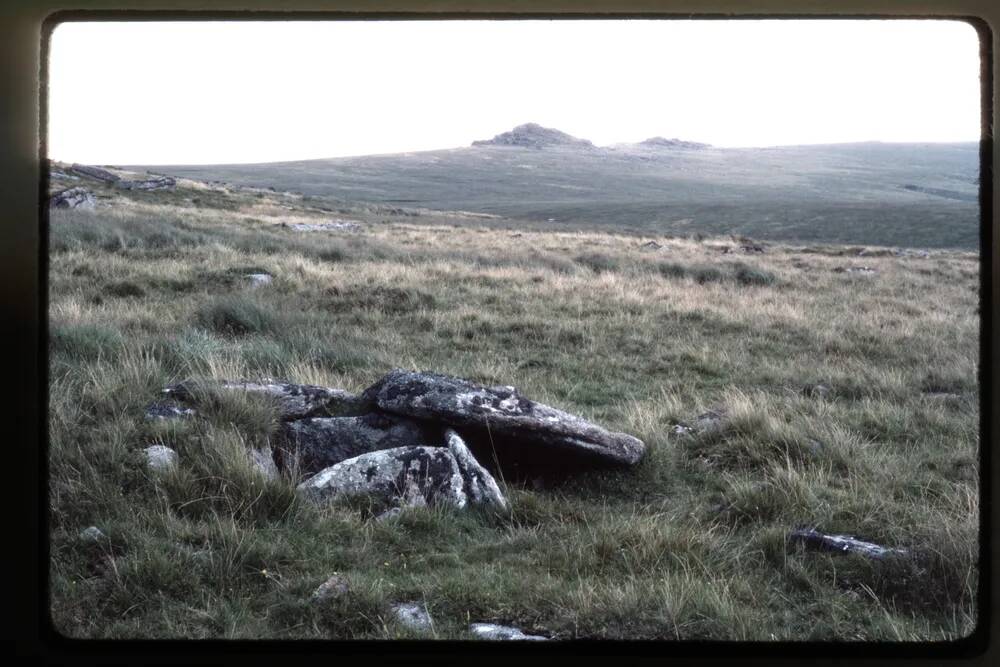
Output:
[47, 179, 979, 640]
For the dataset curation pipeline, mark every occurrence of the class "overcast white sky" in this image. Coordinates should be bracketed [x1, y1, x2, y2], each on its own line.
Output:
[48, 19, 981, 164]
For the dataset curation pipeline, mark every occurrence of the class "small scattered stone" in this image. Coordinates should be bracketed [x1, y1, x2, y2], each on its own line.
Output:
[469, 623, 548, 641]
[144, 445, 178, 473]
[391, 601, 434, 633]
[804, 439, 825, 456]
[836, 266, 878, 275]
[374, 507, 403, 523]
[190, 549, 213, 564]
[741, 244, 765, 254]
[693, 410, 725, 432]
[145, 402, 196, 421]
[244, 273, 273, 288]
[924, 391, 961, 400]
[79, 526, 106, 542]
[287, 220, 360, 232]
[311, 574, 350, 601]
[808, 384, 832, 399]
[893, 248, 930, 259]
[788, 528, 909, 560]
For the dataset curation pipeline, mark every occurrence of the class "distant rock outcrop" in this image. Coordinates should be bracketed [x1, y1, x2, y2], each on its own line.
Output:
[638, 137, 710, 150]
[473, 123, 594, 149]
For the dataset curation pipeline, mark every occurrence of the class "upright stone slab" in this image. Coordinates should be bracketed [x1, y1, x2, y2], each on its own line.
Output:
[446, 429, 508, 510]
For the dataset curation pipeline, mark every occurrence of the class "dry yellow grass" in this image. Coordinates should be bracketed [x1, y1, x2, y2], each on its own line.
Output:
[47, 173, 979, 640]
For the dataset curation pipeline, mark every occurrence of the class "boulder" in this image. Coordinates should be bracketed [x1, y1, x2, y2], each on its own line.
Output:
[163, 379, 371, 420]
[297, 446, 469, 508]
[470, 623, 548, 641]
[49, 187, 96, 210]
[278, 413, 441, 476]
[361, 369, 645, 467]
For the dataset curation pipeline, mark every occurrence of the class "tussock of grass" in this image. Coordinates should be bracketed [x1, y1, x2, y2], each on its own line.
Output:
[194, 296, 278, 337]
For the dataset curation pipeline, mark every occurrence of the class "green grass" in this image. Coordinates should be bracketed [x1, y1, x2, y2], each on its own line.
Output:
[47, 169, 979, 640]
[140, 140, 980, 249]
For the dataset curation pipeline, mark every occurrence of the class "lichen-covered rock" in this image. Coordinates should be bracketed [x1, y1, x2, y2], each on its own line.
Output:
[163, 379, 371, 420]
[49, 187, 96, 210]
[361, 369, 645, 467]
[144, 445, 178, 473]
[446, 429, 508, 510]
[297, 446, 468, 508]
[279, 413, 440, 476]
[470, 623, 548, 641]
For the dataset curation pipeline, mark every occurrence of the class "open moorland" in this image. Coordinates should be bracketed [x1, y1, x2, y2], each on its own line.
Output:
[48, 147, 979, 640]
[143, 125, 980, 249]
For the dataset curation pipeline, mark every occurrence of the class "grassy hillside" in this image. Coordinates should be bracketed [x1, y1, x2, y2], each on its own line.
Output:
[139, 139, 980, 249]
[48, 170, 979, 640]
